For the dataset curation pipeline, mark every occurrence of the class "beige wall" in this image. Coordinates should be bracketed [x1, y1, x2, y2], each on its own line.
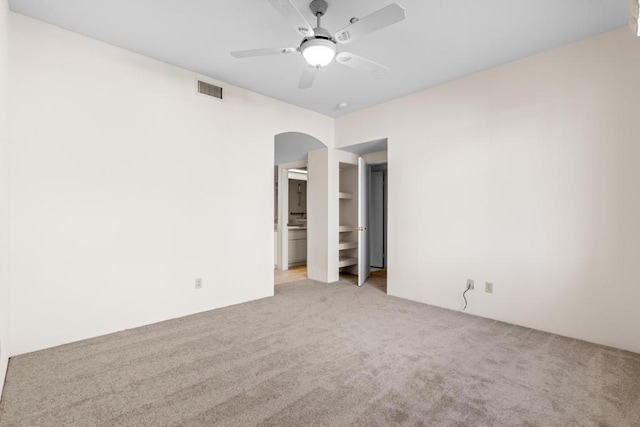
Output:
[0, 0, 9, 396]
[8, 14, 334, 356]
[336, 28, 640, 353]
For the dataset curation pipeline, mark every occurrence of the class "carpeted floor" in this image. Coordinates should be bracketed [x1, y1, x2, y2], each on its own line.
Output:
[1, 279, 639, 426]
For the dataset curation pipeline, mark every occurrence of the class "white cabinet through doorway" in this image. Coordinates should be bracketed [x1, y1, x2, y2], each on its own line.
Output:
[288, 229, 307, 265]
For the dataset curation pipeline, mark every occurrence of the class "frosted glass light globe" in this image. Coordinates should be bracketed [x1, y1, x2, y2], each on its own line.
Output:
[301, 39, 336, 67]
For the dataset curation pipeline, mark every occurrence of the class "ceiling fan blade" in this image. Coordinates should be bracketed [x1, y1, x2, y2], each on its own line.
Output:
[267, 0, 314, 37]
[231, 47, 298, 58]
[336, 52, 389, 76]
[334, 3, 406, 44]
[298, 65, 318, 89]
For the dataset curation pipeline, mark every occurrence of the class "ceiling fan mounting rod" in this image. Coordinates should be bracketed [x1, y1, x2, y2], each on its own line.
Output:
[310, 0, 328, 20]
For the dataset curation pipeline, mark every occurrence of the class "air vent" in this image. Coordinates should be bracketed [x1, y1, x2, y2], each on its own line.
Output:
[197, 80, 223, 100]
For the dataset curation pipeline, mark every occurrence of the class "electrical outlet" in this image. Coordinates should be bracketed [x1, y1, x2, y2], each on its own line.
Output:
[485, 282, 493, 293]
[466, 279, 474, 290]
[195, 278, 202, 289]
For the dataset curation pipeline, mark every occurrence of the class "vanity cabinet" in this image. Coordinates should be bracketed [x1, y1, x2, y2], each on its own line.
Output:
[288, 229, 307, 265]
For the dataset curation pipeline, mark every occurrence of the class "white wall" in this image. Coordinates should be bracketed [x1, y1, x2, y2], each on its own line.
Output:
[336, 28, 640, 354]
[307, 148, 339, 282]
[5, 11, 639, 362]
[8, 14, 334, 356]
[0, 0, 9, 396]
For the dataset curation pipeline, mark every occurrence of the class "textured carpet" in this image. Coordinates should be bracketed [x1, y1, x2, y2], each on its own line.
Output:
[1, 279, 639, 426]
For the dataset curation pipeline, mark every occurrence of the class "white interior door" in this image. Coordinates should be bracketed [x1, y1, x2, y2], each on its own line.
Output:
[357, 157, 370, 286]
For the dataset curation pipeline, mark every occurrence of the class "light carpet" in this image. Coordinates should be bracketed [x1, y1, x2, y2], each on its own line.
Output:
[1, 279, 639, 426]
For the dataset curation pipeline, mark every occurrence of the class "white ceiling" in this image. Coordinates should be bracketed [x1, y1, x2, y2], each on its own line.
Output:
[9, 0, 627, 117]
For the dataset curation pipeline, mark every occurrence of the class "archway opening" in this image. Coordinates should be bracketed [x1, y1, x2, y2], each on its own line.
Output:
[274, 132, 326, 286]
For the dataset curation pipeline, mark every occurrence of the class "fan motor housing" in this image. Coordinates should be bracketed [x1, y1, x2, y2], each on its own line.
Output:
[309, 27, 332, 41]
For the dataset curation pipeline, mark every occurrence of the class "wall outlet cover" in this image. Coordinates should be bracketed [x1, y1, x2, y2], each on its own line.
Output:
[466, 279, 474, 290]
[485, 282, 493, 293]
[195, 278, 203, 289]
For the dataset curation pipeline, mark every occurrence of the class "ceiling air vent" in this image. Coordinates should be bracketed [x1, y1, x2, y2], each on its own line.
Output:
[196, 80, 223, 100]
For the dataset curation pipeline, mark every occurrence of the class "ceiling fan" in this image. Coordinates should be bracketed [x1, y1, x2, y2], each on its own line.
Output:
[230, 0, 406, 89]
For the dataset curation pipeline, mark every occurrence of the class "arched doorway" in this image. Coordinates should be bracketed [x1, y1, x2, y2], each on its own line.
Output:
[274, 132, 326, 285]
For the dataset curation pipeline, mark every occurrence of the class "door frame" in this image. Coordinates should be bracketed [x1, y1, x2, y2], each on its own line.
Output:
[276, 160, 307, 271]
[369, 163, 387, 269]
[357, 157, 371, 286]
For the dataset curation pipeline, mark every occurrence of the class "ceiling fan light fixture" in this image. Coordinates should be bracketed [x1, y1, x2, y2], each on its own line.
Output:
[301, 38, 336, 67]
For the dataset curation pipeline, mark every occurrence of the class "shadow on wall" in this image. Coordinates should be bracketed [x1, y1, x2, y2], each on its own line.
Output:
[275, 132, 326, 165]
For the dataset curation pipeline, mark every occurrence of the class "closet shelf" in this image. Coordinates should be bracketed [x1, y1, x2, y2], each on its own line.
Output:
[338, 257, 358, 268]
[338, 241, 358, 250]
[338, 225, 353, 232]
[338, 192, 353, 200]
